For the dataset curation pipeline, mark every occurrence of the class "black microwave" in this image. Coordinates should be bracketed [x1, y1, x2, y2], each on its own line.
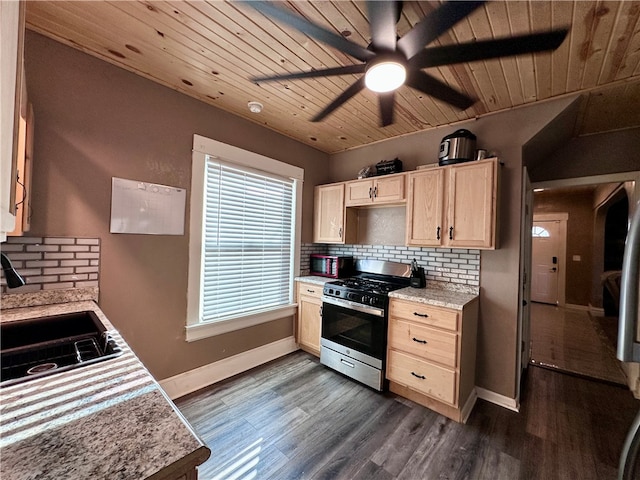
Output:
[309, 255, 354, 278]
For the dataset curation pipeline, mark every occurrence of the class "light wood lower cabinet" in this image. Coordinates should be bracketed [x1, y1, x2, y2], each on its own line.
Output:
[386, 297, 478, 423]
[296, 281, 323, 356]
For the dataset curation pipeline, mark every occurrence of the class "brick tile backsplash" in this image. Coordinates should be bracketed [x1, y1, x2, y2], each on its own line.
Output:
[1, 236, 100, 294]
[300, 243, 480, 287]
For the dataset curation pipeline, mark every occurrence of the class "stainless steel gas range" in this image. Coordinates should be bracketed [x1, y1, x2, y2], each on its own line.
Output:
[320, 259, 411, 391]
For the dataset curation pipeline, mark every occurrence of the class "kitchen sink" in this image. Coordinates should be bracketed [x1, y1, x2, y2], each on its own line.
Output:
[1, 311, 123, 386]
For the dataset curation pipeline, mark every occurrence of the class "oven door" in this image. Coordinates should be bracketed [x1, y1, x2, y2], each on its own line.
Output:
[320, 296, 387, 369]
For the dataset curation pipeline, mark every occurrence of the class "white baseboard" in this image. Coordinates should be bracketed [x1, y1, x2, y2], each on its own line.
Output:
[460, 388, 478, 423]
[476, 387, 520, 412]
[565, 303, 590, 312]
[159, 336, 298, 400]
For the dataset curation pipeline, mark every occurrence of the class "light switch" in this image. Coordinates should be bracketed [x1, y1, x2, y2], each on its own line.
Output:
[573, 255, 581, 261]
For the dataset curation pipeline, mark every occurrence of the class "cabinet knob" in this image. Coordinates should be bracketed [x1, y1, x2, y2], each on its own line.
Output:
[413, 312, 429, 318]
[307, 289, 315, 293]
[412, 337, 428, 344]
[338, 227, 343, 238]
[411, 372, 426, 380]
[373, 185, 378, 198]
[436, 226, 441, 240]
[369, 187, 372, 199]
[449, 226, 454, 240]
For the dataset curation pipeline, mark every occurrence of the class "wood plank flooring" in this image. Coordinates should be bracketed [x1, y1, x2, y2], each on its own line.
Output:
[529, 302, 627, 385]
[175, 351, 640, 480]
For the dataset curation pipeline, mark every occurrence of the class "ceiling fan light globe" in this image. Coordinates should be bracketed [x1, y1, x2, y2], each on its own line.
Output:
[364, 62, 406, 93]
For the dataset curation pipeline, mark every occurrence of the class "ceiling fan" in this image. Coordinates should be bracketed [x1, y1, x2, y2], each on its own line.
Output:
[245, 1, 569, 127]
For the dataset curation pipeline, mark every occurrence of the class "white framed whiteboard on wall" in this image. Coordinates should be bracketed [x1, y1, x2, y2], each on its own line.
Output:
[110, 177, 186, 235]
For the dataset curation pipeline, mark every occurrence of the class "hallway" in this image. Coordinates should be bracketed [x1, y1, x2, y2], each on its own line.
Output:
[530, 302, 627, 385]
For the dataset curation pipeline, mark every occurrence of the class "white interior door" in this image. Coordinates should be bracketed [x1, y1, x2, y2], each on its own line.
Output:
[531, 220, 561, 304]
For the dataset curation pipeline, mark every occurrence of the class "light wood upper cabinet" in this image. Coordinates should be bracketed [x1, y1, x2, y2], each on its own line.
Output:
[345, 173, 406, 207]
[1, 1, 25, 241]
[406, 168, 445, 247]
[313, 183, 356, 244]
[8, 89, 33, 236]
[447, 160, 497, 249]
[296, 281, 323, 356]
[406, 158, 499, 249]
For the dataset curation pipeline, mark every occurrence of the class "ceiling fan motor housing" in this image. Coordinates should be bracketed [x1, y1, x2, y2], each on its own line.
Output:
[438, 129, 477, 166]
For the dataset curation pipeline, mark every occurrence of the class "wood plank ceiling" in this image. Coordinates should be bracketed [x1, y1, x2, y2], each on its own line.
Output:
[25, 1, 640, 154]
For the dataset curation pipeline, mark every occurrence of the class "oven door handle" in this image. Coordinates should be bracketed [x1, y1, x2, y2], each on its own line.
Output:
[321, 296, 385, 317]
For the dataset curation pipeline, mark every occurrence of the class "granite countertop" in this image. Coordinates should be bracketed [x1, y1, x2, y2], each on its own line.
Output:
[0, 299, 210, 480]
[294, 275, 331, 286]
[389, 283, 479, 310]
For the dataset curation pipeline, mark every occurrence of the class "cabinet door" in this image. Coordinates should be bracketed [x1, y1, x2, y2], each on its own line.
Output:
[313, 184, 346, 243]
[406, 169, 445, 246]
[297, 287, 322, 356]
[345, 179, 373, 206]
[373, 174, 405, 204]
[447, 159, 497, 249]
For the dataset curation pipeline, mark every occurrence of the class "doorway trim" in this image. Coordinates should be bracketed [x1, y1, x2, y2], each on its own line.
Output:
[517, 170, 640, 402]
[532, 213, 568, 307]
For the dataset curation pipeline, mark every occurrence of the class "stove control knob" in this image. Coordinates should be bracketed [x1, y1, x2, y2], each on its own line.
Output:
[362, 295, 368, 304]
[370, 297, 377, 306]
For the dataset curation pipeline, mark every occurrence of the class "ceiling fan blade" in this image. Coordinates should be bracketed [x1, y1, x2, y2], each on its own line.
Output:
[245, 1, 375, 62]
[379, 92, 395, 127]
[312, 77, 366, 122]
[398, 1, 485, 60]
[406, 71, 475, 110]
[251, 64, 366, 82]
[367, 1, 400, 52]
[410, 29, 570, 69]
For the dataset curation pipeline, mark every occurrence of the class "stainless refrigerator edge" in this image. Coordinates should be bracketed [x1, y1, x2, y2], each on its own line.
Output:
[617, 197, 640, 480]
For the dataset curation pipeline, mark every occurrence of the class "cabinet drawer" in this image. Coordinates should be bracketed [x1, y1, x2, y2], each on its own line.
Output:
[388, 318, 458, 368]
[389, 299, 459, 332]
[387, 350, 456, 405]
[297, 282, 323, 300]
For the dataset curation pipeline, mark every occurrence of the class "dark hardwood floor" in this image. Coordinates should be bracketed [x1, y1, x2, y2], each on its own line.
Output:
[175, 351, 640, 480]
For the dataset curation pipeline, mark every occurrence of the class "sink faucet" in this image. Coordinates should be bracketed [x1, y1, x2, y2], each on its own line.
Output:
[1, 252, 26, 288]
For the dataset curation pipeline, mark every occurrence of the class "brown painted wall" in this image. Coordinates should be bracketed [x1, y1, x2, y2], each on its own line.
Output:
[528, 127, 640, 182]
[23, 32, 330, 380]
[533, 189, 595, 306]
[329, 96, 577, 399]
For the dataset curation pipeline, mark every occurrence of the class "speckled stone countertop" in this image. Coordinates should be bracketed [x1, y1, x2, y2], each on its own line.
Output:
[294, 275, 331, 286]
[0, 299, 211, 480]
[389, 281, 479, 310]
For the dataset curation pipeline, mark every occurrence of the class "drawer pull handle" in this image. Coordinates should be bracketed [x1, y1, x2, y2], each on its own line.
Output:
[307, 289, 315, 293]
[340, 358, 355, 369]
[411, 372, 426, 380]
[413, 312, 429, 318]
[412, 337, 428, 344]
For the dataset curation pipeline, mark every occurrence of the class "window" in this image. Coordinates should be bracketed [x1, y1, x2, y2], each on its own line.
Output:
[187, 135, 303, 341]
[532, 225, 550, 238]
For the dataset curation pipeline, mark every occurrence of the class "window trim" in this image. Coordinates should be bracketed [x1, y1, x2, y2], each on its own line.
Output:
[186, 135, 303, 342]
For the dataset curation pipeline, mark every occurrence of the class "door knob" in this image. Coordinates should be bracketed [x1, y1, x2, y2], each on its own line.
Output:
[550, 267, 557, 272]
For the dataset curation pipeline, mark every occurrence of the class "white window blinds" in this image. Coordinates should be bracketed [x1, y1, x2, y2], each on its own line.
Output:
[201, 157, 294, 322]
